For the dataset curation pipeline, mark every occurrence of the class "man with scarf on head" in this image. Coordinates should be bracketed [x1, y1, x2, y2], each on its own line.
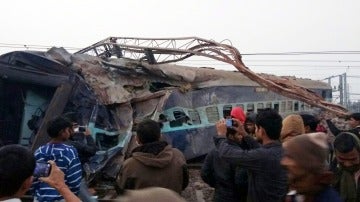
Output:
[116, 119, 189, 194]
[282, 132, 341, 202]
[333, 132, 360, 202]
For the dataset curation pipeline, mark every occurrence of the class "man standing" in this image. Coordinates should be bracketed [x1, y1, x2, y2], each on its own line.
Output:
[333, 132, 360, 202]
[62, 112, 98, 202]
[116, 119, 189, 193]
[0, 144, 81, 202]
[32, 116, 82, 202]
[201, 107, 251, 202]
[281, 133, 341, 202]
[300, 114, 319, 133]
[215, 109, 287, 202]
[63, 112, 97, 164]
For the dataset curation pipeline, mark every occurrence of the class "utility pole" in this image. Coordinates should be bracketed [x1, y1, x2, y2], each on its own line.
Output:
[343, 73, 348, 108]
[324, 73, 348, 108]
[339, 74, 343, 105]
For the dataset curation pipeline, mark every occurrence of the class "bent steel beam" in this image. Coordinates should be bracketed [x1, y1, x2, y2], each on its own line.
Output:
[76, 37, 347, 116]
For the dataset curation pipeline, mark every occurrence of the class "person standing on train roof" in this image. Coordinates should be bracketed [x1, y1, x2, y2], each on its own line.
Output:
[215, 109, 288, 202]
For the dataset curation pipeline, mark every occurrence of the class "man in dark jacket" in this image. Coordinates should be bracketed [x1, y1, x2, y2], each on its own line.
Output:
[63, 112, 97, 164]
[333, 132, 360, 202]
[201, 107, 252, 202]
[116, 119, 189, 194]
[215, 109, 287, 202]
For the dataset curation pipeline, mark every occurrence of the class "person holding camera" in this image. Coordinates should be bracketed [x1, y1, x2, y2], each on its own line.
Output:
[32, 116, 82, 202]
[214, 109, 288, 202]
[62, 112, 97, 165]
[201, 107, 251, 202]
[0, 144, 81, 202]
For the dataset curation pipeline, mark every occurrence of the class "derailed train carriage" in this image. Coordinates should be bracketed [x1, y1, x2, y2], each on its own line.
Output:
[0, 37, 335, 184]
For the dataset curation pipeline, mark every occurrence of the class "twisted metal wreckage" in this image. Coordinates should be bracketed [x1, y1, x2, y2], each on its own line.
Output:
[0, 37, 347, 184]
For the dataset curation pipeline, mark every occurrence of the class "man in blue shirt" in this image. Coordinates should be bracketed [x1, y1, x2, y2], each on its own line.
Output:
[0, 144, 81, 202]
[32, 116, 82, 202]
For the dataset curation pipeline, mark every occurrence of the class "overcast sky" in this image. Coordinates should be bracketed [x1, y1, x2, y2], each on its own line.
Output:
[1, 0, 360, 101]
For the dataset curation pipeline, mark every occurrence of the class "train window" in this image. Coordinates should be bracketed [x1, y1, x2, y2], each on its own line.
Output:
[266, 102, 272, 108]
[322, 90, 326, 99]
[280, 101, 286, 112]
[257, 103, 264, 110]
[304, 104, 310, 111]
[170, 110, 190, 127]
[274, 102, 279, 112]
[188, 110, 201, 125]
[287, 101, 293, 111]
[255, 87, 268, 92]
[223, 105, 232, 118]
[206, 106, 219, 123]
[247, 103, 254, 113]
[236, 104, 244, 109]
[294, 101, 299, 111]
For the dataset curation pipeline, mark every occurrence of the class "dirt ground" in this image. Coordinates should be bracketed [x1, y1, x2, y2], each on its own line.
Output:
[181, 168, 214, 202]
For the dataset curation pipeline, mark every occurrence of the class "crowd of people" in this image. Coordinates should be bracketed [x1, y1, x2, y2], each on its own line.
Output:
[201, 107, 360, 202]
[0, 114, 187, 202]
[2, 108, 360, 202]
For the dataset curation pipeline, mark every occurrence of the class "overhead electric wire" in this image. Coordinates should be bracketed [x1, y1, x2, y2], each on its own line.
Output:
[0, 43, 81, 51]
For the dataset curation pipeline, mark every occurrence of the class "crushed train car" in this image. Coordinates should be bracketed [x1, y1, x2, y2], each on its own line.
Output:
[0, 37, 339, 183]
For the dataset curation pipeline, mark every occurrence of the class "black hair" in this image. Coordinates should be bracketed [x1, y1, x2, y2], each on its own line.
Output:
[136, 119, 161, 144]
[47, 116, 72, 138]
[245, 112, 257, 123]
[350, 113, 360, 121]
[0, 144, 36, 197]
[334, 132, 360, 153]
[300, 114, 319, 132]
[255, 109, 282, 140]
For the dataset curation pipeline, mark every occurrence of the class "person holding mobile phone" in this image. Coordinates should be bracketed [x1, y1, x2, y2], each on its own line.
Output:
[0, 145, 81, 202]
[201, 107, 251, 202]
[63, 112, 97, 165]
[32, 116, 82, 202]
[214, 109, 288, 202]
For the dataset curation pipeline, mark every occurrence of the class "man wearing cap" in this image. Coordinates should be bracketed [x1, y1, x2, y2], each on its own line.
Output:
[333, 132, 360, 202]
[201, 107, 251, 202]
[326, 113, 360, 138]
[281, 133, 341, 202]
